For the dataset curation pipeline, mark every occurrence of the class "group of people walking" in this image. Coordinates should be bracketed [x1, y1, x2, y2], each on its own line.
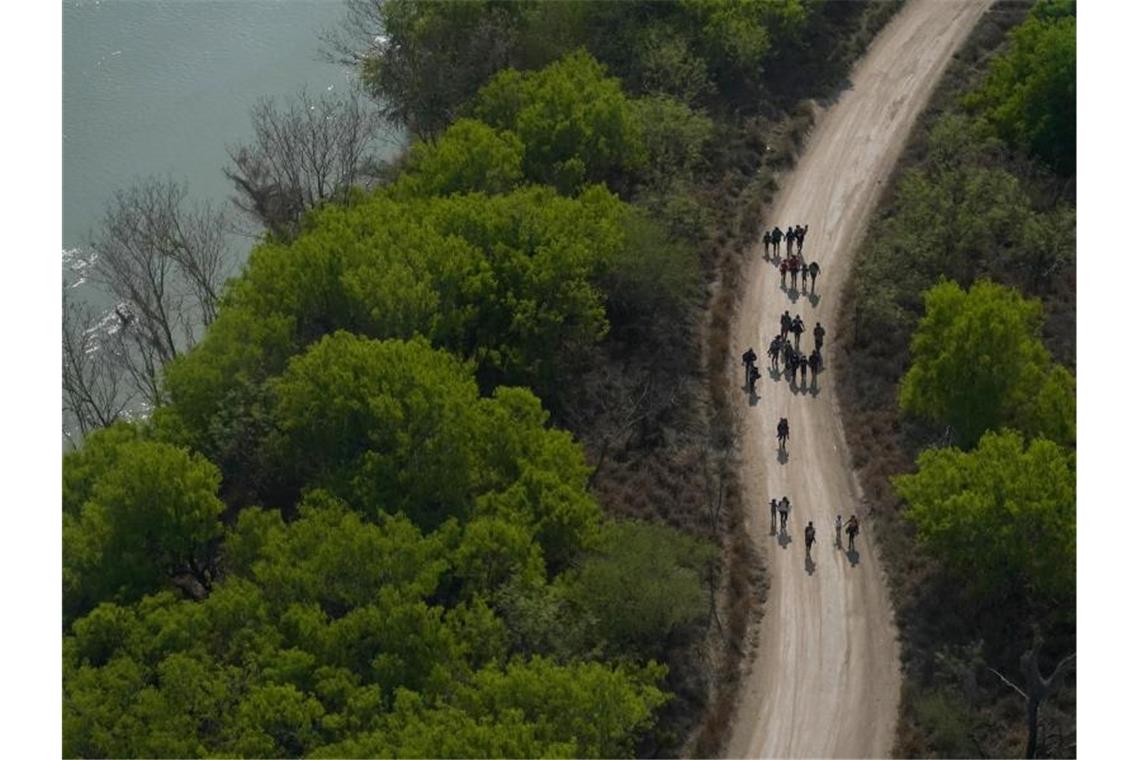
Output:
[750, 218, 865, 567]
[764, 223, 809, 258]
[780, 255, 820, 293]
[769, 502, 861, 558]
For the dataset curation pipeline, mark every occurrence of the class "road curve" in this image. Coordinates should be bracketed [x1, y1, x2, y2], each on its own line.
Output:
[725, 2, 993, 757]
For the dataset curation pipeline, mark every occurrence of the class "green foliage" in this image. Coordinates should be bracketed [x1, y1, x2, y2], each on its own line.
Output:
[473, 50, 647, 194]
[400, 118, 525, 196]
[165, 184, 637, 450]
[562, 520, 715, 657]
[360, 0, 531, 138]
[892, 430, 1075, 603]
[64, 440, 224, 624]
[628, 23, 713, 104]
[64, 489, 668, 757]
[266, 333, 603, 552]
[680, 0, 810, 84]
[632, 94, 713, 185]
[911, 688, 976, 756]
[898, 280, 1061, 448]
[316, 658, 669, 759]
[962, 1, 1075, 173]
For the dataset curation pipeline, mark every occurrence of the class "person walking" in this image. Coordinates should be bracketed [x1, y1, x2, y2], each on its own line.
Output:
[780, 258, 788, 288]
[791, 315, 805, 350]
[763, 229, 772, 258]
[845, 514, 860, 552]
[780, 310, 792, 341]
[835, 514, 843, 548]
[742, 347, 757, 386]
[813, 322, 825, 353]
[778, 496, 791, 532]
[772, 226, 783, 257]
[771, 498, 779, 529]
[797, 224, 808, 253]
[805, 521, 816, 558]
[785, 225, 795, 255]
[807, 260, 820, 292]
[789, 256, 800, 290]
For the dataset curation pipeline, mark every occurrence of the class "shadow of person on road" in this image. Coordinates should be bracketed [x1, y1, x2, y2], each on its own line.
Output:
[777, 447, 789, 465]
[768, 366, 782, 381]
[805, 554, 816, 575]
[846, 547, 861, 566]
[788, 288, 800, 304]
[807, 293, 821, 309]
[748, 388, 759, 407]
[778, 530, 792, 549]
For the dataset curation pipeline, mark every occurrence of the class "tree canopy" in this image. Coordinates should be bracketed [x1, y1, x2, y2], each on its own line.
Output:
[898, 279, 1070, 448]
[892, 429, 1075, 603]
[962, 0, 1075, 174]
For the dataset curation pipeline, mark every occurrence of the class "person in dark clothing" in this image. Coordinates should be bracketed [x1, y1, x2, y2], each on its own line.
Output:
[780, 258, 788, 288]
[747, 364, 760, 395]
[770, 498, 779, 528]
[813, 322, 825, 352]
[845, 514, 860, 552]
[791, 315, 805, 349]
[742, 347, 758, 386]
[763, 229, 772, 257]
[789, 256, 801, 290]
[768, 336, 784, 369]
[785, 225, 795, 255]
[805, 521, 816, 557]
[799, 355, 808, 385]
[780, 310, 792, 340]
[807, 260, 820, 292]
[808, 349, 822, 385]
[797, 224, 808, 253]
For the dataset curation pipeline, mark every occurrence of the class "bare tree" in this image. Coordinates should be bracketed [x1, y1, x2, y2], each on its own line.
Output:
[988, 627, 1076, 759]
[85, 175, 233, 412]
[62, 290, 133, 441]
[224, 86, 384, 240]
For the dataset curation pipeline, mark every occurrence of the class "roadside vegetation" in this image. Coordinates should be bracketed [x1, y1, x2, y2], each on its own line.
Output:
[63, 1, 907, 756]
[833, 2, 1076, 756]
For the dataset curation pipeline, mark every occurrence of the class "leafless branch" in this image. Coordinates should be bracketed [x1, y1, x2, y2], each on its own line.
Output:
[224, 86, 384, 240]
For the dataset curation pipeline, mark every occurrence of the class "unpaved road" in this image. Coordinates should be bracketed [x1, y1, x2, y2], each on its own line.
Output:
[725, 2, 992, 757]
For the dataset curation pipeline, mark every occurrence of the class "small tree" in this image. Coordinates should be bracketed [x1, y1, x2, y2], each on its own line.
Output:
[892, 430, 1075, 604]
[899, 279, 1055, 448]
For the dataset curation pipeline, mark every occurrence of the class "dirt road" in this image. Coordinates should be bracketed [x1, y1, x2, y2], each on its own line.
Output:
[725, 2, 992, 757]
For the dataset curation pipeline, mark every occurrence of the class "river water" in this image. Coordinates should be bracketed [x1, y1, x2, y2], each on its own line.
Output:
[62, 0, 398, 439]
[63, 0, 386, 277]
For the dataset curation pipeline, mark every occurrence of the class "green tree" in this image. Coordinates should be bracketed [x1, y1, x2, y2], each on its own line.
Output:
[473, 50, 647, 194]
[962, 1, 1075, 174]
[400, 118, 525, 197]
[562, 520, 715, 657]
[64, 440, 224, 623]
[892, 429, 1075, 602]
[898, 280, 1055, 447]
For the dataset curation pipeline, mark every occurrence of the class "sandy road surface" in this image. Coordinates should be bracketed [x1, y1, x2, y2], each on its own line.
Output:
[724, 2, 992, 757]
